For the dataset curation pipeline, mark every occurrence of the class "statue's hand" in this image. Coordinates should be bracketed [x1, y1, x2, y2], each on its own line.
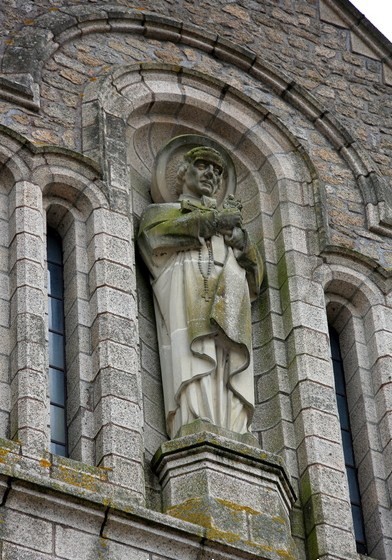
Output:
[224, 227, 246, 251]
[216, 208, 242, 235]
[198, 209, 220, 239]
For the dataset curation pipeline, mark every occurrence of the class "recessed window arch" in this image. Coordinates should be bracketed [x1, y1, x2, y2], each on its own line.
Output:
[45, 195, 94, 464]
[325, 279, 390, 559]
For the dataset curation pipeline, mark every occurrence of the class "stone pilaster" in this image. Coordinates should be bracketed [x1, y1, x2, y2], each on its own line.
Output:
[9, 181, 47, 455]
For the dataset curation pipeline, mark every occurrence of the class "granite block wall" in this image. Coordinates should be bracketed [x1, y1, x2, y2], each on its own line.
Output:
[0, 1, 390, 559]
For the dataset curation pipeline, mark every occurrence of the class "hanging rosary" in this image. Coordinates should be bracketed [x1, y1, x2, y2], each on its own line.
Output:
[198, 239, 213, 302]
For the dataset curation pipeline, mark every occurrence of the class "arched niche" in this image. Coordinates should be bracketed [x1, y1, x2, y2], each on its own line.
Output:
[313, 257, 392, 559]
[82, 62, 325, 507]
[83, 63, 323, 241]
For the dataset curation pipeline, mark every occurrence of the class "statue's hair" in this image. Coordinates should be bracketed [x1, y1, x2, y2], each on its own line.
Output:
[175, 146, 225, 195]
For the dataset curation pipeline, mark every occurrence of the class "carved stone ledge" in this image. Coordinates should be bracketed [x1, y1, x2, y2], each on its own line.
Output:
[152, 427, 298, 560]
[0, 75, 39, 111]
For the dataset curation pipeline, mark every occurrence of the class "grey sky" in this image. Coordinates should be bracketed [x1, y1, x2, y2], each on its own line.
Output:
[349, 0, 392, 42]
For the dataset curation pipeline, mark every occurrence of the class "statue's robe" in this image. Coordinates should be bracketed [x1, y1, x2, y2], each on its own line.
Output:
[138, 196, 263, 438]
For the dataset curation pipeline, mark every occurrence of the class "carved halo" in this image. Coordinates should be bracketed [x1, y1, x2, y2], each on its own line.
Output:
[151, 134, 236, 206]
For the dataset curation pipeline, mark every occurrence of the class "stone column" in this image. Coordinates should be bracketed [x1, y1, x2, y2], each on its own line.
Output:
[89, 206, 145, 504]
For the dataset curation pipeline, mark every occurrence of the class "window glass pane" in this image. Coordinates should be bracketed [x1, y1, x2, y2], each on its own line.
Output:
[49, 331, 64, 369]
[50, 404, 66, 444]
[47, 229, 68, 458]
[329, 328, 341, 360]
[48, 297, 64, 333]
[332, 360, 346, 395]
[356, 542, 367, 555]
[51, 442, 67, 457]
[347, 466, 361, 504]
[336, 394, 350, 430]
[329, 325, 367, 555]
[352, 504, 366, 547]
[342, 430, 355, 466]
[48, 263, 63, 298]
[49, 367, 65, 406]
[47, 233, 62, 264]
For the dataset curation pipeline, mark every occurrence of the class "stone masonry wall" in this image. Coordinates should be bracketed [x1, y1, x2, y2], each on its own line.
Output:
[0, 0, 392, 263]
[0, 1, 391, 560]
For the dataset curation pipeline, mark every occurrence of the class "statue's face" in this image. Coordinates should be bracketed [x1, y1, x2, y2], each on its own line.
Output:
[182, 158, 223, 198]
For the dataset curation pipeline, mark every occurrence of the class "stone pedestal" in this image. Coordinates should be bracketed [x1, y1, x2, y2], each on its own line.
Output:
[152, 422, 298, 560]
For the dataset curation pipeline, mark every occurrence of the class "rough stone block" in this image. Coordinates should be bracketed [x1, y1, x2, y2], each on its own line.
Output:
[55, 526, 102, 560]
[95, 424, 143, 460]
[94, 396, 143, 433]
[90, 287, 137, 321]
[0, 509, 53, 553]
[1, 542, 53, 559]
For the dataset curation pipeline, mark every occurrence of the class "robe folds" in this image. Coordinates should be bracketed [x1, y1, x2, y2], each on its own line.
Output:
[138, 198, 263, 438]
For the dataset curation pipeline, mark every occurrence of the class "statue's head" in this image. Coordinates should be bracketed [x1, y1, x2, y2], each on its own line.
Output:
[176, 146, 225, 198]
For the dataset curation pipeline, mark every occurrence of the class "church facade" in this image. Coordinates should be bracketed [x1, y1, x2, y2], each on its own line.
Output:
[0, 0, 391, 558]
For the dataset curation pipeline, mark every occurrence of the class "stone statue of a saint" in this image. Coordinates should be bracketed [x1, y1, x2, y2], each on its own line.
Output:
[138, 137, 263, 439]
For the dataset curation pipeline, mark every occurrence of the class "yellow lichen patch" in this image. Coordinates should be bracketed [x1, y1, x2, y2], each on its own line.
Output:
[276, 549, 293, 559]
[216, 497, 260, 516]
[0, 448, 10, 463]
[272, 515, 286, 525]
[205, 527, 242, 544]
[57, 465, 103, 492]
[275, 548, 297, 559]
[0, 444, 19, 466]
[167, 499, 243, 544]
[167, 499, 213, 528]
[166, 497, 296, 558]
[240, 541, 296, 560]
[39, 458, 51, 469]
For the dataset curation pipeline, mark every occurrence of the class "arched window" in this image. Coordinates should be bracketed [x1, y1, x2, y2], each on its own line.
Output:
[47, 228, 68, 457]
[329, 326, 367, 555]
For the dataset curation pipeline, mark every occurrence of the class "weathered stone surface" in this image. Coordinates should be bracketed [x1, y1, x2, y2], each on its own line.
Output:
[153, 429, 297, 559]
[0, 1, 390, 559]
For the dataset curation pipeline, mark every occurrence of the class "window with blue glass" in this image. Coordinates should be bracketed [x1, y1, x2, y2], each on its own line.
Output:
[329, 326, 367, 555]
[47, 229, 68, 457]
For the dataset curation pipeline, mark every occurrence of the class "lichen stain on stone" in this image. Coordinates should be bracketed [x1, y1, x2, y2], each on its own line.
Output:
[39, 458, 51, 469]
[0, 444, 21, 469]
[276, 550, 295, 559]
[242, 541, 296, 560]
[0, 448, 10, 464]
[167, 499, 214, 529]
[204, 526, 243, 544]
[57, 465, 104, 492]
[272, 514, 286, 525]
[169, 506, 243, 545]
[216, 497, 260, 516]
[166, 497, 296, 558]
[97, 537, 109, 560]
